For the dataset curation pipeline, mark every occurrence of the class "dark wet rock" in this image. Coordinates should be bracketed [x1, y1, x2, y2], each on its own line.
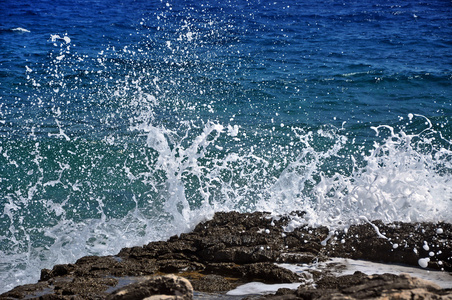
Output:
[0, 281, 50, 299]
[1, 211, 451, 299]
[52, 277, 118, 299]
[1, 276, 118, 300]
[190, 274, 236, 292]
[157, 259, 205, 273]
[325, 221, 452, 271]
[241, 263, 300, 283]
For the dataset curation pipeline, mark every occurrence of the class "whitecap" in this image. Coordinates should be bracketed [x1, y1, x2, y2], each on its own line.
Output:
[49, 34, 71, 44]
[11, 27, 30, 33]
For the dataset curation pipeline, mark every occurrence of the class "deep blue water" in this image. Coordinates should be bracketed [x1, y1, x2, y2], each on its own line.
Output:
[1, 0, 452, 293]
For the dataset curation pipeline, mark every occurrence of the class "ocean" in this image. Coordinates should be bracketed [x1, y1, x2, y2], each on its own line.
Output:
[1, 0, 451, 293]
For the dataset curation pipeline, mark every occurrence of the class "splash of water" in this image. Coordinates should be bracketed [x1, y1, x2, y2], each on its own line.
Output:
[276, 114, 452, 229]
[1, 10, 452, 294]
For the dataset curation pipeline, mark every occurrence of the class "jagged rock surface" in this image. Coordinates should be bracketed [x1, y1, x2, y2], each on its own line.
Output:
[249, 273, 452, 300]
[1, 211, 451, 299]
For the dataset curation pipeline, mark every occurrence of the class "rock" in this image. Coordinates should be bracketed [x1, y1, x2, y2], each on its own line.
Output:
[324, 221, 452, 271]
[1, 211, 451, 299]
[313, 272, 452, 300]
[190, 274, 236, 292]
[241, 263, 301, 283]
[255, 273, 452, 299]
[106, 274, 193, 300]
[51, 277, 118, 298]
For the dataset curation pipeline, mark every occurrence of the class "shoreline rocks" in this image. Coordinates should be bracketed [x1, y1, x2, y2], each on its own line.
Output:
[250, 273, 452, 300]
[1, 211, 451, 299]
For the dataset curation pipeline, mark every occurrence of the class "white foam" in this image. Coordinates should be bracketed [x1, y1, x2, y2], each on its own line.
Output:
[49, 34, 71, 44]
[2, 110, 451, 296]
[263, 114, 452, 228]
[227, 124, 239, 137]
[62, 36, 71, 44]
[226, 282, 302, 296]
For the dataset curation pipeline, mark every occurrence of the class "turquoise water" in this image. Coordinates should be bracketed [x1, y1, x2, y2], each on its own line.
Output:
[1, 0, 452, 293]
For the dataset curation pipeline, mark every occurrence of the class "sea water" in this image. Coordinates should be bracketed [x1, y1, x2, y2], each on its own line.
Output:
[1, 0, 451, 293]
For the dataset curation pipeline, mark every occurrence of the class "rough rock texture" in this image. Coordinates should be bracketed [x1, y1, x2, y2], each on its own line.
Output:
[249, 273, 452, 300]
[1, 211, 451, 299]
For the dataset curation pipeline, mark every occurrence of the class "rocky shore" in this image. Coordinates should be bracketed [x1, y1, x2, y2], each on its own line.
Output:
[1, 211, 451, 299]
